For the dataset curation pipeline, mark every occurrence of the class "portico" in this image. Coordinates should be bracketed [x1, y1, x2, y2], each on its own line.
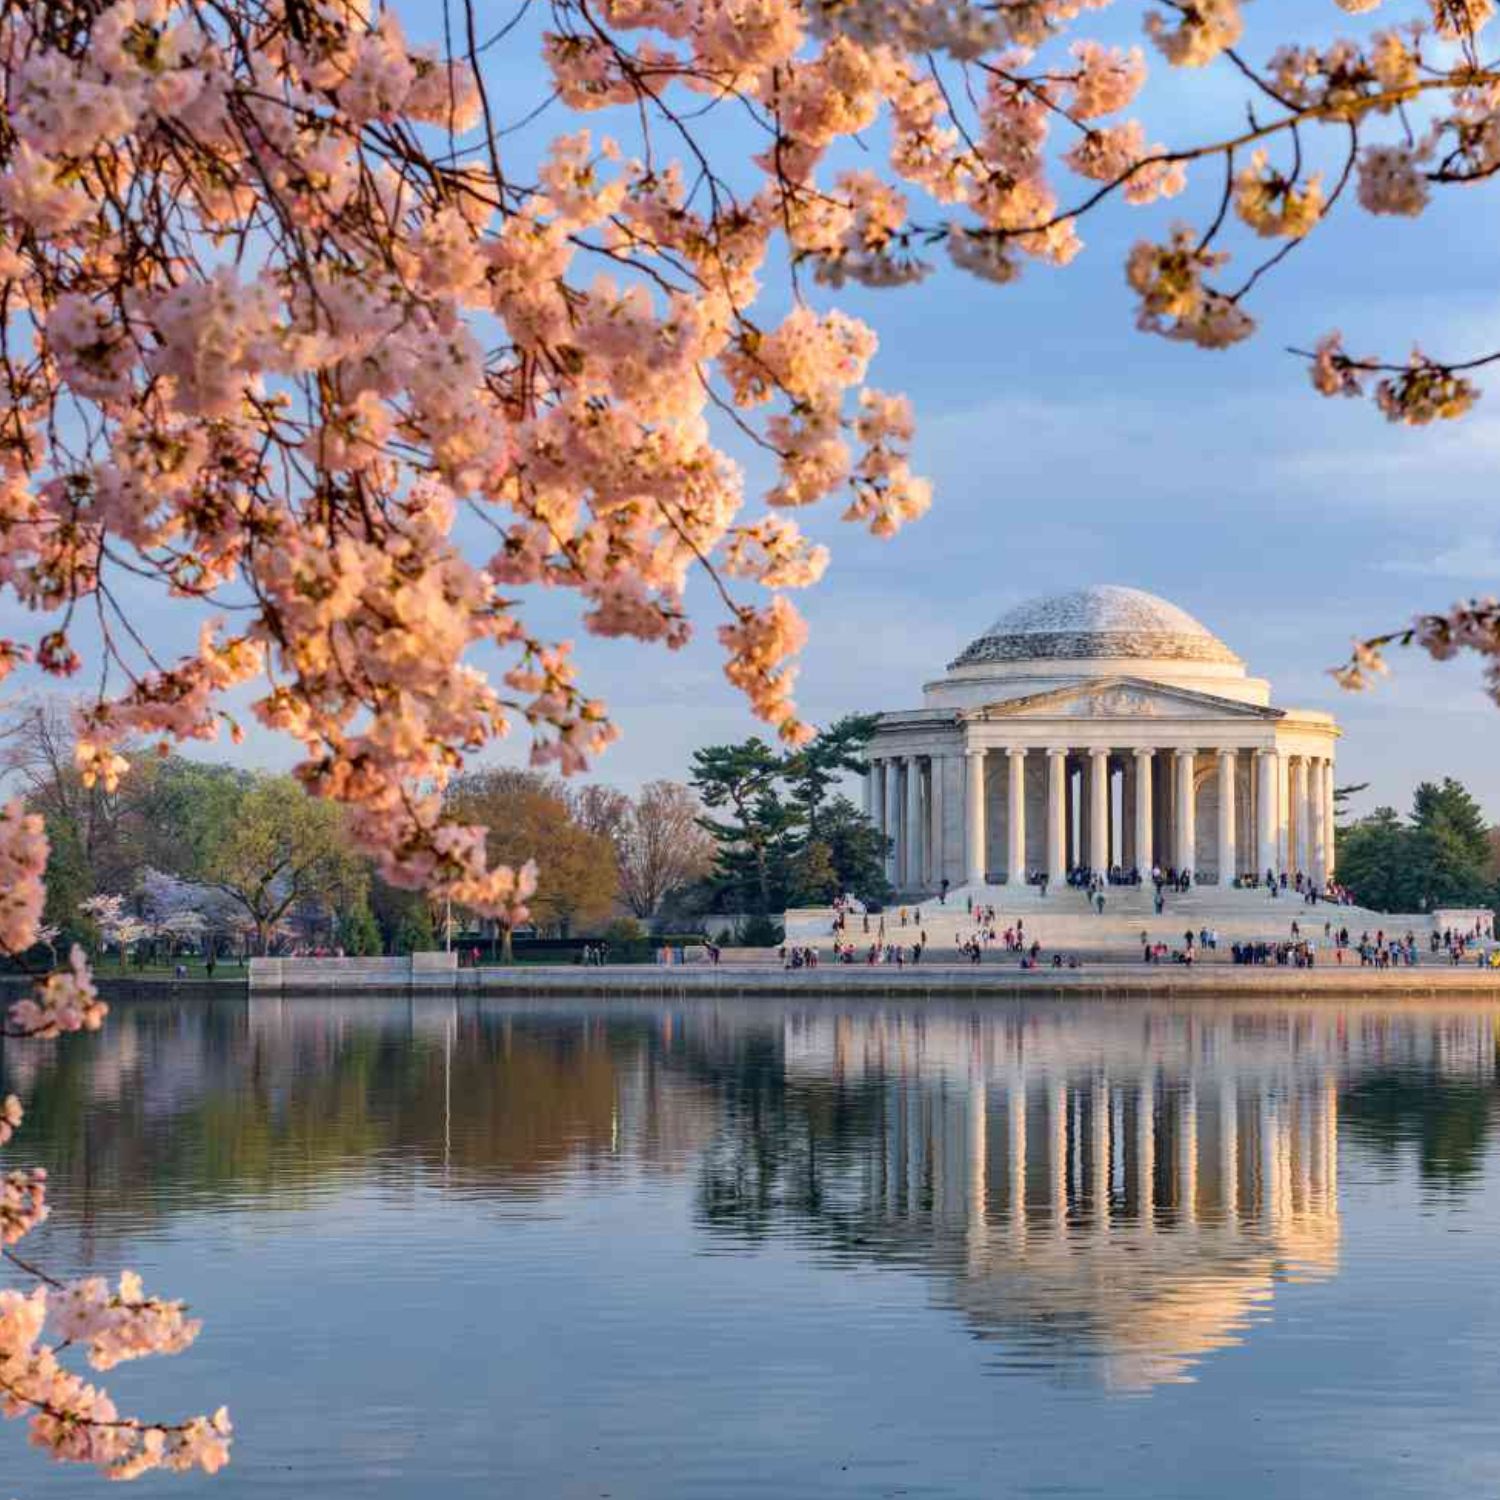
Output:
[865, 587, 1340, 894]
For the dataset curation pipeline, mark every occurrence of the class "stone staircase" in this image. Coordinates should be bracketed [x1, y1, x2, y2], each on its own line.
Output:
[785, 881, 1434, 958]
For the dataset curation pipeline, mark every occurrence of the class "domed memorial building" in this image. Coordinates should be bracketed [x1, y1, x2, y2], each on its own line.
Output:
[866, 586, 1340, 894]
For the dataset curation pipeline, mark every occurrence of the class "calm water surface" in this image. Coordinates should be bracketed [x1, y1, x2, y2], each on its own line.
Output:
[7, 993, 1500, 1498]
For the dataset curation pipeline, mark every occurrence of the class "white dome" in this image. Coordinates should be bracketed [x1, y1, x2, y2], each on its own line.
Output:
[951, 585, 1239, 669]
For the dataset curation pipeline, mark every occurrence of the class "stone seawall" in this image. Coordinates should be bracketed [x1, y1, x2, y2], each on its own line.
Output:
[246, 961, 1500, 1000]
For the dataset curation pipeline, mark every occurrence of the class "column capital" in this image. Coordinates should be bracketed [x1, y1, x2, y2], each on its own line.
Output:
[1133, 745, 1154, 760]
[965, 744, 986, 761]
[1089, 745, 1109, 761]
[1174, 746, 1196, 760]
[1046, 745, 1069, 759]
[1006, 746, 1027, 761]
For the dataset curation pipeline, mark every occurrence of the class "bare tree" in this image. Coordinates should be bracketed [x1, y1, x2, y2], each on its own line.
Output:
[616, 782, 715, 921]
[569, 784, 633, 850]
[1, 699, 153, 896]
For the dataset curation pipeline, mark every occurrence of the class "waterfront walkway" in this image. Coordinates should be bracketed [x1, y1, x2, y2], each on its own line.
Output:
[248, 960, 1500, 1000]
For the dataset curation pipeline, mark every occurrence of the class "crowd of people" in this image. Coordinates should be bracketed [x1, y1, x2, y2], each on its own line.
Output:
[1228, 869, 1362, 906]
[797, 888, 1497, 976]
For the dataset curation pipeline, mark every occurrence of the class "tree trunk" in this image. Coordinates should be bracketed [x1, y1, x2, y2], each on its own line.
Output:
[501, 924, 513, 964]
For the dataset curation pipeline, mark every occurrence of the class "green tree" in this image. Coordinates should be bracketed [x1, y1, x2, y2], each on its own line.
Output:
[790, 838, 840, 906]
[690, 739, 799, 916]
[338, 904, 383, 956]
[394, 902, 435, 955]
[370, 879, 430, 956]
[1408, 779, 1493, 909]
[814, 795, 891, 905]
[139, 758, 245, 878]
[185, 774, 366, 953]
[1333, 781, 1371, 829]
[692, 732, 891, 914]
[783, 713, 880, 842]
[1337, 779, 1497, 914]
[1337, 807, 1411, 912]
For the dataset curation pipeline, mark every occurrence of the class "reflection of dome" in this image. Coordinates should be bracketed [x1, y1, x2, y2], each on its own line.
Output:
[950, 585, 1240, 669]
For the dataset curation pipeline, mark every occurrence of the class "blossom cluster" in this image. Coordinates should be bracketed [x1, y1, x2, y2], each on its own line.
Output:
[1, 1087, 229, 1480]
[0, 801, 47, 957]
[1334, 600, 1500, 705]
[0, 1279, 231, 1480]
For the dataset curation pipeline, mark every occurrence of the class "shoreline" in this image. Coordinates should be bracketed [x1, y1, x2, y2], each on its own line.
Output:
[250, 961, 1500, 1000]
[8, 964, 1500, 1002]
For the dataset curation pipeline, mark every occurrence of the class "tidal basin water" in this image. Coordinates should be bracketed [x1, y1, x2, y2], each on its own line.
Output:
[9, 995, 1500, 1498]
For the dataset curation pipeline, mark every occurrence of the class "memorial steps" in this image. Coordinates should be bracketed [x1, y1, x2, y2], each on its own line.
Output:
[785, 882, 1434, 956]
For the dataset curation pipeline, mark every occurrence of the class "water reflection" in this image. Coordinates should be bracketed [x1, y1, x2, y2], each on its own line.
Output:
[4, 996, 1499, 1397]
[714, 1013, 1344, 1388]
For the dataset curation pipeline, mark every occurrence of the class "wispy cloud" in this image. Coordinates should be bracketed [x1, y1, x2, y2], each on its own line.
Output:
[1378, 545, 1500, 581]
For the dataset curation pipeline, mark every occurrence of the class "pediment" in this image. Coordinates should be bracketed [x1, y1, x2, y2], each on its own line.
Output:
[965, 677, 1282, 723]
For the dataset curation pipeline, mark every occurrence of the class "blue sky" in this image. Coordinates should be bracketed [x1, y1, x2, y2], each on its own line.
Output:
[5, 3, 1500, 820]
[498, 3, 1500, 820]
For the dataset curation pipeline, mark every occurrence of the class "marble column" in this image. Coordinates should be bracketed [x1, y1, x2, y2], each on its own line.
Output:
[1133, 747, 1154, 875]
[1174, 749, 1196, 875]
[1047, 748, 1068, 885]
[1323, 757, 1338, 882]
[1311, 757, 1328, 883]
[1277, 751, 1291, 874]
[1217, 749, 1237, 884]
[906, 755, 924, 890]
[1065, 764, 1077, 871]
[1006, 748, 1027, 886]
[863, 764, 874, 821]
[931, 754, 946, 888]
[1078, 763, 1090, 870]
[1154, 750, 1173, 870]
[1089, 747, 1109, 875]
[1292, 756, 1310, 876]
[965, 747, 987, 888]
[884, 757, 902, 886]
[1256, 749, 1277, 878]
